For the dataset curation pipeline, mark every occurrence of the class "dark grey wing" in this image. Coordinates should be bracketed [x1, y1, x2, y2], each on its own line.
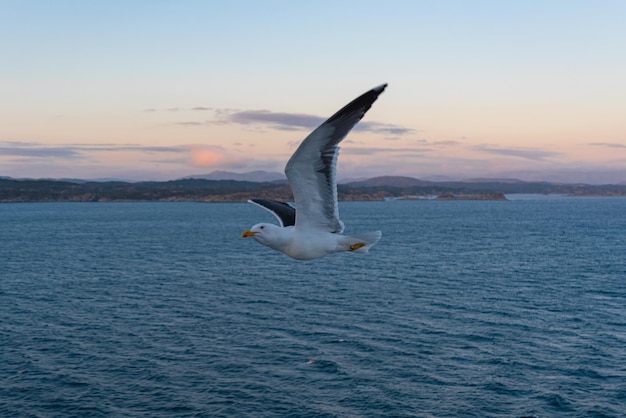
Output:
[248, 198, 296, 227]
[285, 84, 387, 233]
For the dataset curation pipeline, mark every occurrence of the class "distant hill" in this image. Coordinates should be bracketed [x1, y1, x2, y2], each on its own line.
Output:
[460, 178, 528, 184]
[1, 176, 626, 203]
[183, 170, 285, 182]
[343, 176, 626, 196]
[345, 176, 434, 187]
[494, 169, 626, 185]
[0, 178, 292, 203]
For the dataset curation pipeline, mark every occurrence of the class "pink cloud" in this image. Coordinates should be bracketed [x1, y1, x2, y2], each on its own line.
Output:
[186, 145, 244, 168]
[188, 146, 224, 167]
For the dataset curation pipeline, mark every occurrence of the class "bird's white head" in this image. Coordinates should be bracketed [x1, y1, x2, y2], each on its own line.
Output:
[241, 223, 277, 243]
[242, 223, 293, 253]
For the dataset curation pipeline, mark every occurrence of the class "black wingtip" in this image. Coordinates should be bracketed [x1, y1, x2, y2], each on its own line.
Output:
[325, 83, 388, 126]
[249, 198, 296, 227]
[374, 83, 388, 93]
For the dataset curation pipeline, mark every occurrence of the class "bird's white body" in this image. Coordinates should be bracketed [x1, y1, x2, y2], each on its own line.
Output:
[245, 223, 382, 260]
[242, 84, 387, 260]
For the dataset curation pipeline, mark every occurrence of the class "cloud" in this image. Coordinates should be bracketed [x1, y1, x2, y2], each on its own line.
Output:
[144, 107, 213, 113]
[0, 141, 249, 179]
[189, 147, 225, 166]
[74, 144, 186, 154]
[174, 121, 208, 127]
[227, 110, 323, 130]
[343, 146, 432, 156]
[182, 144, 243, 168]
[0, 144, 81, 159]
[354, 122, 415, 135]
[471, 145, 561, 161]
[110, 145, 186, 153]
[215, 109, 414, 136]
[0, 141, 187, 159]
[589, 142, 626, 149]
[417, 139, 462, 147]
[435, 140, 461, 146]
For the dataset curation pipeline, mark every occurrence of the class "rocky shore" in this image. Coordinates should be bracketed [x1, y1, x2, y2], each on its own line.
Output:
[435, 192, 508, 201]
[2, 177, 625, 203]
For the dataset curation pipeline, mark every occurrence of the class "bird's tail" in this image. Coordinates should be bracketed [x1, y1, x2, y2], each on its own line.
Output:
[339, 231, 382, 253]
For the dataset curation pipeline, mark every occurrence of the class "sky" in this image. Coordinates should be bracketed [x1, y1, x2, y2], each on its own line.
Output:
[2, 0, 626, 183]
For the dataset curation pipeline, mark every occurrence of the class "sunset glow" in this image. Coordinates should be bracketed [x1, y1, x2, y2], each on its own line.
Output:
[1, 1, 625, 183]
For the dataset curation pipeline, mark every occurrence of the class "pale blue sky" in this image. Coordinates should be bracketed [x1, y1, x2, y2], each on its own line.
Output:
[2, 1, 625, 182]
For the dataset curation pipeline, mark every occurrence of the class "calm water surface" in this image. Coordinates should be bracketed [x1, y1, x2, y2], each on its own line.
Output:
[1, 197, 625, 417]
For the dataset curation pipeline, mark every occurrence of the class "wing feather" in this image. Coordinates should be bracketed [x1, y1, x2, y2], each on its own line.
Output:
[285, 84, 387, 232]
[248, 199, 296, 227]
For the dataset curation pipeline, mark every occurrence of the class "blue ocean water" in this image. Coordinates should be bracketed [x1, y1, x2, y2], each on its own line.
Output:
[1, 197, 625, 417]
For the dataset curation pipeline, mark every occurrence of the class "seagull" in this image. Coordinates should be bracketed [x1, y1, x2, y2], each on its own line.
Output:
[242, 84, 387, 260]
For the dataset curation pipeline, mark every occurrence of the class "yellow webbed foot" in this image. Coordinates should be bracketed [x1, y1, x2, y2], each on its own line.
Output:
[349, 242, 366, 251]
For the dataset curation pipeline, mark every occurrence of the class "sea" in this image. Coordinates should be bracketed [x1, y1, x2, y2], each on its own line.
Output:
[1, 196, 625, 417]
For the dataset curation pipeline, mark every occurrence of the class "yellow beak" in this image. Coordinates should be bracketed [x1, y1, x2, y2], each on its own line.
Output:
[241, 230, 257, 238]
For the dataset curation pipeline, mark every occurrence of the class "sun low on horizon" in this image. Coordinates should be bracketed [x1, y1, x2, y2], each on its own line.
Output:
[2, 1, 626, 184]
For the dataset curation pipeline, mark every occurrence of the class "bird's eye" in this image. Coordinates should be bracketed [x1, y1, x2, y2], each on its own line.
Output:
[260, 225, 265, 229]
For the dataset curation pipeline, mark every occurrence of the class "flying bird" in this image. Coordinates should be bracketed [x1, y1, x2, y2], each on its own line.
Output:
[242, 84, 387, 260]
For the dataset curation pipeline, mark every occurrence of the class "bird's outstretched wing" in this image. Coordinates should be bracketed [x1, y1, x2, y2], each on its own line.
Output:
[248, 198, 296, 227]
[285, 84, 387, 233]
